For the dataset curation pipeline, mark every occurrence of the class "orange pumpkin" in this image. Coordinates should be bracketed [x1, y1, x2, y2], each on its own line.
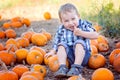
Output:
[26, 50, 43, 65]
[21, 18, 31, 27]
[12, 64, 29, 78]
[15, 48, 29, 63]
[48, 55, 69, 72]
[109, 49, 120, 65]
[21, 31, 34, 42]
[0, 30, 6, 39]
[16, 37, 29, 48]
[115, 42, 120, 49]
[5, 29, 16, 38]
[30, 46, 46, 56]
[90, 39, 98, 49]
[31, 33, 47, 46]
[20, 75, 38, 80]
[98, 42, 109, 52]
[11, 21, 23, 28]
[0, 43, 4, 51]
[90, 45, 98, 55]
[5, 44, 18, 52]
[93, 25, 102, 32]
[11, 16, 21, 22]
[88, 54, 106, 69]
[0, 47, 16, 65]
[6, 38, 20, 48]
[113, 54, 120, 73]
[31, 64, 47, 77]
[2, 22, 11, 28]
[21, 71, 44, 80]
[91, 68, 114, 80]
[0, 60, 18, 80]
[43, 55, 52, 65]
[43, 12, 51, 20]
[68, 75, 86, 80]
[97, 35, 108, 44]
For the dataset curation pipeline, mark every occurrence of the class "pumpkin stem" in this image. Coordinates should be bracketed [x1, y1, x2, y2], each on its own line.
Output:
[6, 44, 14, 53]
[0, 59, 8, 71]
[27, 27, 34, 32]
[39, 28, 46, 33]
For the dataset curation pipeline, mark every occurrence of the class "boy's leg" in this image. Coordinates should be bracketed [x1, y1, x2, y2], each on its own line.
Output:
[55, 44, 69, 78]
[67, 43, 85, 76]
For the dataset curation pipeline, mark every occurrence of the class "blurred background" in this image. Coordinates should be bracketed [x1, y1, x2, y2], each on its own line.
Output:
[0, 0, 119, 21]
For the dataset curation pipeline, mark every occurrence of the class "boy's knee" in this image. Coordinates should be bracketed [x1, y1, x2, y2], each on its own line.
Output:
[58, 45, 65, 49]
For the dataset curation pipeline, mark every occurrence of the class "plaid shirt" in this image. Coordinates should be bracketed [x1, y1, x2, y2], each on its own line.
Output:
[53, 19, 95, 51]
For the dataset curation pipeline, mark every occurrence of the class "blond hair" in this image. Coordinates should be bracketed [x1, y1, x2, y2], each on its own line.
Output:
[58, 3, 79, 20]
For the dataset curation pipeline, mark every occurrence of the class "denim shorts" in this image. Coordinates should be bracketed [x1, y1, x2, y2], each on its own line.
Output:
[58, 40, 91, 67]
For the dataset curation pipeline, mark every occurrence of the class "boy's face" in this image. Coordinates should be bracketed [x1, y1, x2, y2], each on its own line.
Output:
[60, 10, 79, 31]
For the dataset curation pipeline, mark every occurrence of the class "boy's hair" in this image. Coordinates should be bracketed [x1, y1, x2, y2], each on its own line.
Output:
[58, 3, 79, 20]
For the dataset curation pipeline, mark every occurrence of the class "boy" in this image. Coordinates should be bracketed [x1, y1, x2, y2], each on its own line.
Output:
[45, 3, 99, 78]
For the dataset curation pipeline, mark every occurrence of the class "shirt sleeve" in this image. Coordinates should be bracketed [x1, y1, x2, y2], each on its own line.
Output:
[52, 25, 63, 51]
[82, 20, 96, 32]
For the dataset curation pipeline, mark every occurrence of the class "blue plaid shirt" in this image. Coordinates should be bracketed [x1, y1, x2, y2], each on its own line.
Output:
[53, 19, 95, 51]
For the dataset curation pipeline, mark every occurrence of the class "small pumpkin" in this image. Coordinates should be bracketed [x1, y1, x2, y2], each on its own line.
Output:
[31, 64, 47, 77]
[21, 18, 31, 27]
[15, 48, 29, 63]
[2, 22, 11, 28]
[20, 75, 38, 80]
[0, 59, 18, 80]
[21, 71, 44, 80]
[97, 35, 108, 44]
[21, 31, 34, 42]
[15, 37, 29, 48]
[115, 42, 120, 49]
[5, 29, 16, 38]
[26, 50, 43, 65]
[90, 39, 98, 49]
[48, 55, 69, 72]
[12, 64, 29, 78]
[113, 54, 120, 73]
[11, 21, 23, 28]
[90, 45, 98, 55]
[43, 12, 51, 20]
[0, 30, 6, 39]
[98, 42, 109, 52]
[31, 33, 47, 46]
[11, 16, 21, 22]
[68, 75, 86, 80]
[88, 54, 106, 69]
[0, 43, 4, 51]
[30, 46, 46, 56]
[91, 68, 114, 80]
[0, 45, 16, 65]
[109, 49, 120, 65]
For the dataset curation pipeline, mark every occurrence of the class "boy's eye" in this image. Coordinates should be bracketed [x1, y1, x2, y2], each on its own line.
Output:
[72, 18, 75, 20]
[64, 20, 69, 22]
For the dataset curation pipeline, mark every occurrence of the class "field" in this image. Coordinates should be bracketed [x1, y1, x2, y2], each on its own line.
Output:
[0, 0, 120, 80]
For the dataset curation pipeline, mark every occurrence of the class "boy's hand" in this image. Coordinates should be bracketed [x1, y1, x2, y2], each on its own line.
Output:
[73, 26, 82, 36]
[44, 50, 55, 58]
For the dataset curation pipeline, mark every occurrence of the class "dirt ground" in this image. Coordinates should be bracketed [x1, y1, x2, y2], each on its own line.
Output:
[0, 18, 120, 80]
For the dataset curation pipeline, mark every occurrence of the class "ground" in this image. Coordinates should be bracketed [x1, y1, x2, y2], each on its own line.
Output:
[0, 6, 120, 80]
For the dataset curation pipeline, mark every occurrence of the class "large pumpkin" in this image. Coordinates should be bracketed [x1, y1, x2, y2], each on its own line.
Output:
[48, 55, 69, 72]
[88, 54, 106, 69]
[0, 47, 16, 65]
[113, 54, 120, 73]
[21, 71, 44, 80]
[31, 33, 47, 46]
[15, 48, 29, 63]
[26, 50, 43, 65]
[91, 68, 114, 80]
[12, 64, 29, 78]
[31, 64, 47, 77]
[5, 29, 16, 38]
[30, 46, 46, 56]
[109, 49, 120, 65]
